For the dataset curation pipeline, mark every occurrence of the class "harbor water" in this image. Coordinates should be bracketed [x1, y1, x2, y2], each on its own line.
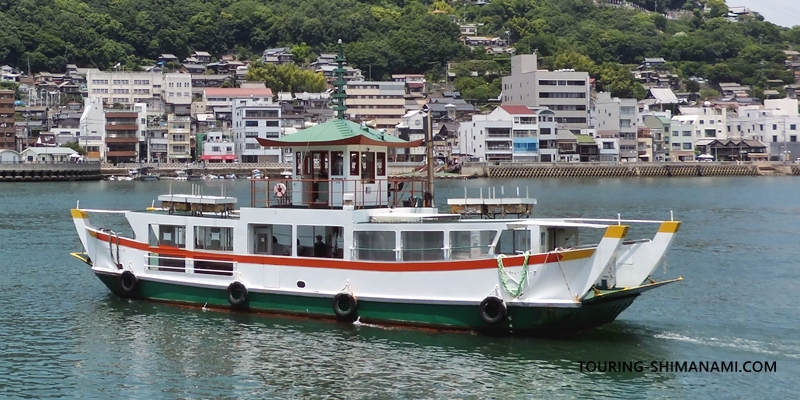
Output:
[0, 177, 797, 398]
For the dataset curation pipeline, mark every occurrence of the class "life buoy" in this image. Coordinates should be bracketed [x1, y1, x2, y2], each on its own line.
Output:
[226, 281, 248, 308]
[332, 292, 358, 321]
[274, 182, 287, 198]
[119, 271, 138, 297]
[479, 296, 507, 324]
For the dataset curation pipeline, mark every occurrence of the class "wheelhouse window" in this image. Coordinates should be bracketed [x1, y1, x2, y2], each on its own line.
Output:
[361, 152, 375, 183]
[354, 231, 395, 261]
[195, 226, 233, 251]
[350, 151, 360, 175]
[149, 224, 186, 248]
[450, 230, 496, 260]
[251, 224, 292, 256]
[332, 151, 344, 176]
[376, 152, 386, 176]
[402, 231, 444, 261]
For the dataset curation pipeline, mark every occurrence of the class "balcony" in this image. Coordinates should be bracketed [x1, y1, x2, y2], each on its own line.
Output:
[106, 124, 138, 131]
[106, 150, 137, 157]
[105, 137, 139, 144]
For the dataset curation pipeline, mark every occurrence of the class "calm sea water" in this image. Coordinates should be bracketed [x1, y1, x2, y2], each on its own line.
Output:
[0, 177, 797, 398]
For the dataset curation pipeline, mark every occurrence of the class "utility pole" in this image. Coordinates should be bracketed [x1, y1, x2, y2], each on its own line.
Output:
[424, 105, 434, 207]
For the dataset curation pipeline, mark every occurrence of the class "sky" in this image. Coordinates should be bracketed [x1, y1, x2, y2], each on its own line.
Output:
[733, 0, 800, 28]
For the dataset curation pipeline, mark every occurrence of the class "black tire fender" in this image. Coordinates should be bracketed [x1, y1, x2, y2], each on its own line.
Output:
[332, 292, 358, 321]
[226, 281, 248, 308]
[119, 271, 138, 297]
[479, 296, 507, 324]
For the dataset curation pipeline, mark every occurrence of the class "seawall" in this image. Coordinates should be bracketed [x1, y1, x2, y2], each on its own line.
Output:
[0, 162, 102, 182]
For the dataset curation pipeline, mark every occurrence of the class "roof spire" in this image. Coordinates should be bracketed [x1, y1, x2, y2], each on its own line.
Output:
[332, 39, 347, 120]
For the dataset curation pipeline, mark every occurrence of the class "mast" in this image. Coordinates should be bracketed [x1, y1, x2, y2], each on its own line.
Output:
[425, 105, 434, 207]
[332, 39, 347, 120]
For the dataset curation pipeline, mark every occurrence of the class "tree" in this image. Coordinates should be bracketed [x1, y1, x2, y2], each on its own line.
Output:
[62, 141, 86, 155]
[245, 61, 327, 93]
[685, 79, 700, 93]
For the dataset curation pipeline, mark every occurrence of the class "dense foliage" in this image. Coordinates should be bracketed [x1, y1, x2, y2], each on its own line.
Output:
[1, 0, 799, 100]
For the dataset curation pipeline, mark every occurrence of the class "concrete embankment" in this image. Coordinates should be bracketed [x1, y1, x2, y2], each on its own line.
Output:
[94, 161, 800, 180]
[469, 162, 799, 178]
[0, 162, 102, 182]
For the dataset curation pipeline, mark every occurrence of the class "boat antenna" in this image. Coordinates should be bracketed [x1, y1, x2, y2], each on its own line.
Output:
[332, 39, 347, 120]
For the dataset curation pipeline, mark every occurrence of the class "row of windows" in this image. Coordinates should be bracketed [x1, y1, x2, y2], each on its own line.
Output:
[243, 120, 280, 127]
[133, 80, 150, 85]
[112, 80, 129, 85]
[168, 82, 186, 88]
[112, 89, 129, 94]
[350, 95, 403, 99]
[671, 143, 694, 149]
[539, 92, 586, 98]
[166, 92, 191, 97]
[552, 104, 587, 111]
[555, 117, 587, 124]
[537, 80, 586, 86]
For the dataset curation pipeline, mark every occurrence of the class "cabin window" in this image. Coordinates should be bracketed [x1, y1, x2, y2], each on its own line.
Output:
[450, 230, 496, 260]
[376, 152, 386, 176]
[402, 231, 444, 261]
[298, 225, 344, 259]
[354, 231, 395, 261]
[149, 224, 185, 248]
[194, 226, 233, 251]
[303, 154, 313, 175]
[361, 152, 375, 183]
[497, 229, 531, 255]
[146, 253, 185, 273]
[194, 260, 233, 276]
[252, 224, 292, 256]
[295, 152, 302, 175]
[349, 152, 360, 175]
[332, 151, 344, 176]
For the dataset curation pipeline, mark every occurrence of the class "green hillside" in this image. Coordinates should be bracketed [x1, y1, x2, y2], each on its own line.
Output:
[1, 0, 798, 98]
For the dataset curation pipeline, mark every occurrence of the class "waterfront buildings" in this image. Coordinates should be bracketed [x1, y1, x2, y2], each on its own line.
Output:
[501, 53, 590, 131]
[458, 105, 558, 162]
[86, 70, 192, 114]
[345, 81, 406, 133]
[203, 87, 274, 121]
[0, 89, 14, 150]
[594, 92, 638, 162]
[231, 99, 283, 163]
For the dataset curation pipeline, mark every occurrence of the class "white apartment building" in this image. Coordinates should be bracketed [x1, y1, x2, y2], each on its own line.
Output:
[667, 117, 697, 161]
[459, 105, 558, 162]
[594, 92, 638, 162]
[78, 97, 147, 162]
[595, 137, 620, 162]
[725, 98, 800, 160]
[203, 88, 274, 121]
[501, 53, 590, 131]
[232, 99, 283, 163]
[79, 97, 106, 161]
[86, 70, 192, 112]
[346, 81, 406, 133]
[200, 131, 236, 163]
[167, 114, 191, 162]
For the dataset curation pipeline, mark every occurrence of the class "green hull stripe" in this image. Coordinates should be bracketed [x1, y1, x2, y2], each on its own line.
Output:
[96, 273, 636, 334]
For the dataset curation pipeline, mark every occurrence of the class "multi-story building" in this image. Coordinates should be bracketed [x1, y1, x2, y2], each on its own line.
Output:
[641, 111, 671, 162]
[669, 103, 728, 161]
[501, 53, 590, 131]
[86, 70, 192, 113]
[203, 87, 274, 121]
[199, 131, 236, 163]
[79, 97, 105, 160]
[104, 111, 140, 163]
[346, 81, 406, 133]
[459, 105, 558, 162]
[167, 114, 192, 162]
[232, 99, 283, 163]
[594, 92, 639, 162]
[0, 89, 14, 150]
[725, 98, 800, 160]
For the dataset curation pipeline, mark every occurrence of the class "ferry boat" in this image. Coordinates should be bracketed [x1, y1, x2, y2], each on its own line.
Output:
[68, 45, 683, 335]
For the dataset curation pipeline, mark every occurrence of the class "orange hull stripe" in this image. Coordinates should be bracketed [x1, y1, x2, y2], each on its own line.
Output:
[93, 231, 593, 272]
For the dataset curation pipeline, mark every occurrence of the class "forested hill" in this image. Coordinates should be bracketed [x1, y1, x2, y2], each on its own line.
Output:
[1, 0, 799, 88]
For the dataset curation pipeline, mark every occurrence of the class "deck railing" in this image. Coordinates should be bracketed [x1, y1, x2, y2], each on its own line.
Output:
[250, 177, 429, 209]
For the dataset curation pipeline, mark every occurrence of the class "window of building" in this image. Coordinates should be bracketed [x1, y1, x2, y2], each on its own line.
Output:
[773, 135, 778, 142]
[792, 136, 797, 142]
[672, 131, 679, 137]
[792, 124, 797, 130]
[245, 120, 259, 127]
[603, 142, 615, 150]
[683, 143, 692, 149]
[349, 151, 360, 175]
[265, 120, 279, 127]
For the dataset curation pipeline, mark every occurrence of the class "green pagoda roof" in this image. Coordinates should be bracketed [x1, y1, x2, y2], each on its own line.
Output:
[256, 119, 423, 148]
